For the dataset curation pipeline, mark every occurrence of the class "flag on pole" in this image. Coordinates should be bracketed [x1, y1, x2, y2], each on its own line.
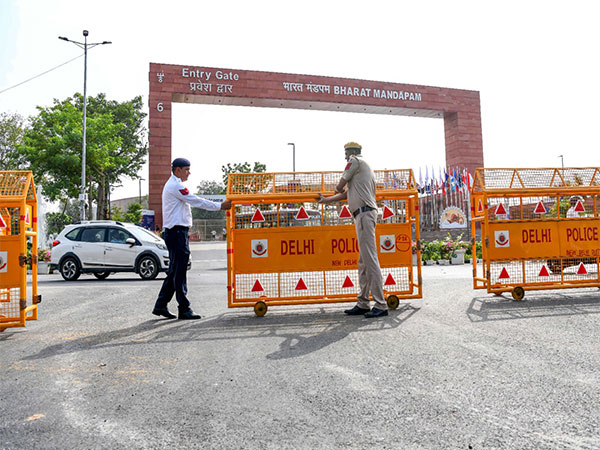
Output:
[466, 170, 474, 192]
[442, 174, 446, 195]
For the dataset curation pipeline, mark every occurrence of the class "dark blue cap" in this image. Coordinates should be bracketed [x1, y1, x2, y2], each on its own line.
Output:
[172, 158, 191, 168]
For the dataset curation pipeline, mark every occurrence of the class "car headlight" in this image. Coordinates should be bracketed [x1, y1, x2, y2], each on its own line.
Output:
[155, 242, 167, 251]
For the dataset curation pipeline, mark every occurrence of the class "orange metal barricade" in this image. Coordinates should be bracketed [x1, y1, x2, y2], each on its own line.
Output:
[0, 171, 40, 331]
[226, 170, 422, 315]
[471, 167, 600, 300]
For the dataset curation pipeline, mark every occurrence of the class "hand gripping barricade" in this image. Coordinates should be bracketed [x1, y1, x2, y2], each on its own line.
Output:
[0, 171, 41, 331]
[226, 170, 422, 316]
[471, 167, 600, 301]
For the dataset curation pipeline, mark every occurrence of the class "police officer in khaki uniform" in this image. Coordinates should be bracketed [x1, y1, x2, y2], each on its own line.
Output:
[318, 142, 388, 318]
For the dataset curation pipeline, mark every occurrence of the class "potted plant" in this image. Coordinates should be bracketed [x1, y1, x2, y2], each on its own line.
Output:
[433, 239, 450, 264]
[451, 238, 469, 265]
[422, 242, 434, 265]
[37, 248, 51, 274]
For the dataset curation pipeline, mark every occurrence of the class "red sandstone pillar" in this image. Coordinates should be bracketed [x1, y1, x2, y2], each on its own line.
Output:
[148, 65, 173, 228]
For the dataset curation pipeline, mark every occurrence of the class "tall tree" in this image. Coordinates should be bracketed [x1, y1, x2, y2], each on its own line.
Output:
[193, 180, 226, 220]
[0, 112, 26, 169]
[221, 161, 267, 187]
[17, 93, 148, 219]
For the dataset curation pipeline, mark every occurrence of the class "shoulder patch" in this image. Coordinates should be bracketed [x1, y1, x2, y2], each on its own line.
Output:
[344, 162, 352, 170]
[179, 188, 189, 195]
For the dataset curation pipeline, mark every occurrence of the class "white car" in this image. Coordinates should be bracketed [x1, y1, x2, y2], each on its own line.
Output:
[50, 220, 188, 281]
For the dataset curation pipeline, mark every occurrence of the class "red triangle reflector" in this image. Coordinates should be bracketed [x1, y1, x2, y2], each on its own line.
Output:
[538, 265, 550, 277]
[251, 209, 265, 223]
[25, 209, 30, 224]
[477, 199, 484, 213]
[384, 273, 396, 286]
[295, 206, 309, 220]
[498, 267, 510, 279]
[251, 280, 264, 292]
[295, 278, 308, 290]
[382, 206, 394, 219]
[342, 276, 354, 288]
[0, 215, 6, 228]
[575, 200, 585, 212]
[577, 262, 588, 275]
[495, 203, 508, 215]
[339, 205, 352, 218]
[534, 201, 547, 214]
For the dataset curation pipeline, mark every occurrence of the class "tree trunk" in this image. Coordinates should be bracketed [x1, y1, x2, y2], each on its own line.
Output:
[87, 175, 94, 220]
[97, 174, 106, 219]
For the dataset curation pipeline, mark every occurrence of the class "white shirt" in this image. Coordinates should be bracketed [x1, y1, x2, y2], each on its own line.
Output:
[162, 174, 222, 229]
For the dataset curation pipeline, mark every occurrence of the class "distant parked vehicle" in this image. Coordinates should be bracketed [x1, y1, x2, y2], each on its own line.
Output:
[50, 220, 190, 281]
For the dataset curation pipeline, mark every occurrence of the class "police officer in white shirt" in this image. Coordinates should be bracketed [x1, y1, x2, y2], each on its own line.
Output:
[153, 158, 232, 320]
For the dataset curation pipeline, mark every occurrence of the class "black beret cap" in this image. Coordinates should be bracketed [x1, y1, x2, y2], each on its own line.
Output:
[172, 158, 191, 168]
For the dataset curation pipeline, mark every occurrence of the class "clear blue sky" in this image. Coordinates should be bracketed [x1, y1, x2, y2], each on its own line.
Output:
[1, 0, 599, 200]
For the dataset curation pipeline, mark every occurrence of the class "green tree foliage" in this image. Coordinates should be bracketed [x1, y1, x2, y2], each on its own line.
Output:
[17, 93, 148, 219]
[111, 202, 143, 224]
[193, 180, 226, 220]
[197, 179, 225, 195]
[221, 161, 267, 187]
[45, 212, 73, 237]
[0, 112, 26, 169]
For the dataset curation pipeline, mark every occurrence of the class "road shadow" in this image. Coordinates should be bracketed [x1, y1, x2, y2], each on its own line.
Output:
[264, 304, 419, 360]
[23, 304, 420, 361]
[467, 289, 600, 322]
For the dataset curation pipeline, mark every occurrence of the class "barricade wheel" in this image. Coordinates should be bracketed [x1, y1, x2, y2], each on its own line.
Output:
[386, 295, 400, 310]
[254, 301, 268, 317]
[511, 286, 525, 301]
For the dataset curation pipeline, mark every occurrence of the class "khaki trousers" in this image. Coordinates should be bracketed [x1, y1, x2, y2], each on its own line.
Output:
[354, 209, 387, 310]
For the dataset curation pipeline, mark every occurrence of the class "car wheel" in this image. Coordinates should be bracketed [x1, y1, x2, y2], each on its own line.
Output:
[60, 257, 81, 281]
[93, 272, 110, 280]
[138, 255, 159, 280]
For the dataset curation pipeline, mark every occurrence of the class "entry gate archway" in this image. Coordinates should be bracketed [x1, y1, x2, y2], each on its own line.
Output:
[148, 63, 484, 226]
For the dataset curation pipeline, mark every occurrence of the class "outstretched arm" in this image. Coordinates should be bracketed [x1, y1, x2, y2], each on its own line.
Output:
[318, 177, 348, 204]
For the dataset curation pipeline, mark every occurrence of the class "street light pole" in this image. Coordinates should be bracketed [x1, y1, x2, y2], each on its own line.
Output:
[59, 30, 111, 221]
[558, 155, 564, 169]
[139, 177, 145, 204]
[287, 143, 295, 173]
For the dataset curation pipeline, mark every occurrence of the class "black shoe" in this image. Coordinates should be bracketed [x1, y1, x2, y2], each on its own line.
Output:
[179, 310, 201, 320]
[152, 307, 176, 319]
[365, 308, 389, 318]
[344, 305, 371, 315]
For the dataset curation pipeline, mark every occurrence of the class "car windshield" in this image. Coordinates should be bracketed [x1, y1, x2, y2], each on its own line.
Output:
[128, 226, 163, 243]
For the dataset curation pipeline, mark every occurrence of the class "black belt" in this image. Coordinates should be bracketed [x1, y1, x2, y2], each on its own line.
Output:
[352, 206, 376, 217]
[168, 225, 189, 231]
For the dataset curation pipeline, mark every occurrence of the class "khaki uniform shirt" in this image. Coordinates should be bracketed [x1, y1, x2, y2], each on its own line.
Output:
[342, 155, 377, 213]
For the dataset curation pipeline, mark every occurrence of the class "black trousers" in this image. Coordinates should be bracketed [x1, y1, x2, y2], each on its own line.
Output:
[155, 226, 191, 313]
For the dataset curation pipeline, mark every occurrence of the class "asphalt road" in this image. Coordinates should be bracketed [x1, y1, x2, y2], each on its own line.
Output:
[1, 242, 599, 450]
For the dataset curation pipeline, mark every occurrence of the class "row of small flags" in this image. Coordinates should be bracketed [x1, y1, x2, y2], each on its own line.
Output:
[251, 273, 398, 292]
[417, 167, 474, 195]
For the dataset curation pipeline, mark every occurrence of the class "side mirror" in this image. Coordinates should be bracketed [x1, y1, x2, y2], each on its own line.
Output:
[126, 238, 136, 247]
